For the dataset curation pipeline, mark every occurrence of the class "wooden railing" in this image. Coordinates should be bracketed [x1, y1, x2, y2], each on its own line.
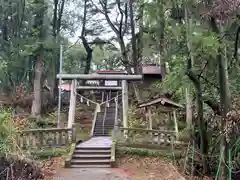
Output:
[117, 127, 176, 147]
[17, 124, 76, 149]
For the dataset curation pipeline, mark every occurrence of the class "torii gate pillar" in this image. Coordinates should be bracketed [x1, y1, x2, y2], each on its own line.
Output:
[122, 80, 128, 129]
[68, 80, 76, 128]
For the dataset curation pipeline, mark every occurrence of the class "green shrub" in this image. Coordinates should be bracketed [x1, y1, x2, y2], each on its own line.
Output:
[116, 147, 181, 159]
[30, 148, 68, 159]
[178, 127, 191, 142]
[128, 105, 146, 128]
[0, 110, 15, 154]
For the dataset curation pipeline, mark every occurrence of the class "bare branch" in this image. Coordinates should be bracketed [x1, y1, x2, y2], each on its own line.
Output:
[99, 0, 119, 35]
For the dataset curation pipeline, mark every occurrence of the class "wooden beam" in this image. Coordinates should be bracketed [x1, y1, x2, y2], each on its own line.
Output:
[76, 86, 122, 90]
[56, 74, 143, 80]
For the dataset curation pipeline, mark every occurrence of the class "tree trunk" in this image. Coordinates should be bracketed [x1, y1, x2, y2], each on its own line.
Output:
[157, 0, 165, 78]
[185, 3, 208, 174]
[129, 0, 138, 73]
[31, 51, 44, 117]
[129, 0, 142, 102]
[81, 0, 93, 82]
[31, 0, 46, 118]
[218, 48, 231, 178]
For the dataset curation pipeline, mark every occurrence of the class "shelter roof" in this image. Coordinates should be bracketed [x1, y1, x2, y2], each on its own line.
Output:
[138, 96, 184, 109]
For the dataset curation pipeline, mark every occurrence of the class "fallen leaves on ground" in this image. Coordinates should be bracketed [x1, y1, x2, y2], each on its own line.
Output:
[117, 155, 183, 180]
[41, 157, 64, 180]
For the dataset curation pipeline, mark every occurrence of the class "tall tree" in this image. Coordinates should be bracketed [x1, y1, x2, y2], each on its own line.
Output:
[80, 0, 93, 75]
[31, 0, 47, 117]
[96, 0, 130, 72]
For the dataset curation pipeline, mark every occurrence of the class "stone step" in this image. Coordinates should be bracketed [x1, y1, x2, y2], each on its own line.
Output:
[94, 126, 113, 128]
[93, 131, 112, 134]
[70, 164, 111, 168]
[93, 133, 110, 136]
[75, 146, 110, 150]
[71, 159, 110, 165]
[93, 130, 112, 133]
[94, 125, 114, 128]
[96, 113, 115, 117]
[72, 154, 111, 159]
[94, 124, 114, 127]
[92, 133, 110, 136]
[74, 150, 110, 155]
[94, 123, 114, 126]
[95, 122, 114, 125]
[94, 128, 113, 131]
[93, 128, 113, 130]
[95, 117, 115, 121]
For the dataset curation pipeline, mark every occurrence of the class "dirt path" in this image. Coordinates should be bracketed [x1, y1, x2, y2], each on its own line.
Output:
[52, 168, 130, 180]
[47, 155, 184, 180]
[117, 155, 184, 180]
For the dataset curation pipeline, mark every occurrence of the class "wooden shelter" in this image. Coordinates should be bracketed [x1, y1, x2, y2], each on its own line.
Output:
[138, 96, 184, 138]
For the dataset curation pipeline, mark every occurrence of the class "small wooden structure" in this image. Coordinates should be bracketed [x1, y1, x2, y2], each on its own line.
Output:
[138, 96, 184, 139]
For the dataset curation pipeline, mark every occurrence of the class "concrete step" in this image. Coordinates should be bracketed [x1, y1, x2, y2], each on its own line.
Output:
[70, 164, 111, 168]
[72, 154, 111, 159]
[94, 127, 114, 130]
[74, 150, 110, 155]
[75, 147, 110, 151]
[93, 130, 112, 132]
[93, 127, 113, 130]
[71, 159, 110, 165]
[93, 129, 113, 132]
[94, 124, 113, 127]
[94, 123, 114, 126]
[95, 126, 114, 128]
[96, 114, 115, 118]
[93, 134, 111, 137]
[93, 134, 110, 136]
[93, 132, 112, 135]
[95, 118, 115, 121]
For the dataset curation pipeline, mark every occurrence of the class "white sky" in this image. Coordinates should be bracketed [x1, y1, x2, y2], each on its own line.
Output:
[66, 0, 131, 49]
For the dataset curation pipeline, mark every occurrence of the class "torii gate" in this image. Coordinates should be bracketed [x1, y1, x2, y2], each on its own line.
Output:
[56, 74, 143, 129]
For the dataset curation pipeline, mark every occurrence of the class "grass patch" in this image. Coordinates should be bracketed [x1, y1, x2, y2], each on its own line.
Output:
[30, 148, 68, 160]
[116, 147, 183, 160]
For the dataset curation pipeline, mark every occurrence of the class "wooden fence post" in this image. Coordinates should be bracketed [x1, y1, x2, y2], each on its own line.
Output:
[173, 110, 179, 140]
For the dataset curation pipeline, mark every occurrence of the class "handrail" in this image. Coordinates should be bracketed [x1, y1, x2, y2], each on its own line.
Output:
[19, 128, 71, 133]
[91, 103, 101, 136]
[102, 92, 108, 135]
[17, 124, 76, 149]
[113, 92, 119, 140]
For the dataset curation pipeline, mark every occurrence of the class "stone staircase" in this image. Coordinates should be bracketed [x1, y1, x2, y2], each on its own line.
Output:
[68, 91, 120, 168]
[93, 107, 115, 136]
[70, 145, 111, 168]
